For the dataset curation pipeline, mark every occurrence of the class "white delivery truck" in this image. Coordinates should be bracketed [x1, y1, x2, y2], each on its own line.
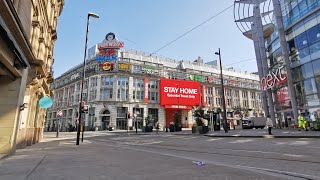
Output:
[242, 117, 266, 129]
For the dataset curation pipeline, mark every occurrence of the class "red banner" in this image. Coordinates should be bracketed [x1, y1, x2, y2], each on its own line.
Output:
[144, 78, 148, 103]
[202, 86, 206, 106]
[160, 78, 200, 107]
[277, 87, 289, 107]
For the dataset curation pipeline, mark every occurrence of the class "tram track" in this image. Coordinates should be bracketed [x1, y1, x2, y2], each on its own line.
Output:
[91, 138, 319, 180]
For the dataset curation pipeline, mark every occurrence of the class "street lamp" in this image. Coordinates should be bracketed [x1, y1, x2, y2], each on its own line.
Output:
[215, 48, 228, 133]
[76, 12, 99, 145]
[135, 104, 139, 133]
[176, 84, 180, 131]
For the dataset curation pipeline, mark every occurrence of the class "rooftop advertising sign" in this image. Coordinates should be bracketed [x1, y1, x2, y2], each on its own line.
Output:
[97, 33, 124, 49]
[96, 32, 124, 63]
[160, 78, 200, 107]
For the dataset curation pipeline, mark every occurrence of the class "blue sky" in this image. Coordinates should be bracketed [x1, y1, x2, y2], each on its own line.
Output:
[53, 0, 257, 77]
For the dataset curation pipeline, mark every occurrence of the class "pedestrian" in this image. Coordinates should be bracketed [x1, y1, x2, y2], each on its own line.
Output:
[298, 113, 307, 131]
[266, 115, 273, 135]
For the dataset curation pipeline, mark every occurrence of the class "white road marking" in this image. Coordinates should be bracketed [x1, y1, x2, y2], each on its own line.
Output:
[206, 138, 223, 141]
[229, 139, 254, 144]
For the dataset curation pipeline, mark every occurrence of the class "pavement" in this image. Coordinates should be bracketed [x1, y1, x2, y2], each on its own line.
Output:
[205, 128, 320, 138]
[1, 131, 320, 180]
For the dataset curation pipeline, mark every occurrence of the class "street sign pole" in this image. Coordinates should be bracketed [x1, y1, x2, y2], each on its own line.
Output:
[56, 118, 60, 138]
[56, 109, 62, 138]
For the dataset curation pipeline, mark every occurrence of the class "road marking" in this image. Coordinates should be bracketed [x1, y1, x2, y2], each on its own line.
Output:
[283, 154, 305, 158]
[180, 136, 197, 140]
[229, 139, 254, 144]
[59, 140, 91, 145]
[206, 138, 223, 141]
[105, 143, 313, 179]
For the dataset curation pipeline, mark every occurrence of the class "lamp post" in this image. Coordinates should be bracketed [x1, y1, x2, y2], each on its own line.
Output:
[215, 48, 228, 133]
[176, 84, 180, 130]
[135, 104, 139, 133]
[76, 12, 99, 145]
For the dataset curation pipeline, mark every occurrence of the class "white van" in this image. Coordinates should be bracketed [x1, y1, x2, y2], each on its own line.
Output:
[242, 117, 266, 129]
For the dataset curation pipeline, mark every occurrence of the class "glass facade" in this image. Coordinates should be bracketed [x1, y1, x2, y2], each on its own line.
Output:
[265, 0, 320, 121]
[281, 0, 320, 28]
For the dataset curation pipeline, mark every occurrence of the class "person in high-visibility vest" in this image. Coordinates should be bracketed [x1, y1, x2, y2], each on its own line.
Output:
[298, 113, 307, 131]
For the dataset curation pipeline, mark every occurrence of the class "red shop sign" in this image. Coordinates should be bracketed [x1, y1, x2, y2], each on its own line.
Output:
[160, 78, 200, 107]
[261, 66, 287, 90]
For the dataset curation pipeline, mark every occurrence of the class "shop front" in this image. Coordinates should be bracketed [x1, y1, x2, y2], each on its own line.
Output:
[160, 78, 201, 129]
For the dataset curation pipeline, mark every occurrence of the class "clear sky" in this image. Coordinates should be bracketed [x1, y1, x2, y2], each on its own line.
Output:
[53, 0, 257, 78]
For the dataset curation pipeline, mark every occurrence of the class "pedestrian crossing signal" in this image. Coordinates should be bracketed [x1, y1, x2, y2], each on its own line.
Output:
[81, 105, 89, 113]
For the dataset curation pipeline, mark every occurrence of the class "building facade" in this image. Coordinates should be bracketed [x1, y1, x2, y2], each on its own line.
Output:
[266, 0, 320, 123]
[46, 47, 263, 132]
[0, 0, 64, 155]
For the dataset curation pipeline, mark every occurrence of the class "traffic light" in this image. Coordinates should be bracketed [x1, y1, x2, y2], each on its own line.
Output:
[80, 104, 89, 113]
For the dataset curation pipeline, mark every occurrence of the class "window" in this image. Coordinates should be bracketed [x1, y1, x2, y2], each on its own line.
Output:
[242, 91, 248, 98]
[304, 78, 317, 95]
[226, 89, 231, 96]
[305, 94, 320, 107]
[101, 76, 114, 86]
[101, 88, 113, 100]
[117, 89, 129, 101]
[118, 77, 129, 86]
[234, 90, 240, 98]
[134, 90, 144, 100]
[215, 89, 221, 96]
[148, 108, 159, 123]
[299, 47, 311, 64]
[307, 24, 320, 45]
[295, 32, 308, 50]
[313, 59, 320, 76]
[250, 92, 255, 99]
[315, 76, 320, 95]
[216, 98, 221, 106]
[301, 62, 314, 79]
[309, 41, 320, 60]
[117, 107, 127, 118]
[206, 87, 213, 95]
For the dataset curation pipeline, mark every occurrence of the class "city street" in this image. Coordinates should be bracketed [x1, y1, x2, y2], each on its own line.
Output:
[0, 132, 320, 180]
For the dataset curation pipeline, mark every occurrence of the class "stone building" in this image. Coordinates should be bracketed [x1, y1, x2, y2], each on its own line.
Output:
[46, 46, 263, 132]
[0, 0, 64, 156]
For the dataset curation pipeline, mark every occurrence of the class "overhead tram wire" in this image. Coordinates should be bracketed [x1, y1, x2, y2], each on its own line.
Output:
[224, 58, 256, 67]
[150, 4, 234, 55]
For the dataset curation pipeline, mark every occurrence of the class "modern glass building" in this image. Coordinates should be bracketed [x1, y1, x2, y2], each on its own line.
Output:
[266, 0, 320, 122]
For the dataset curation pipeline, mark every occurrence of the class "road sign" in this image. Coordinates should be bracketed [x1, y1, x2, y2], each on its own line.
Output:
[57, 110, 63, 117]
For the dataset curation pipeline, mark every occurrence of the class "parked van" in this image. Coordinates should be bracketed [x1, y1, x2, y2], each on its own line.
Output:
[242, 117, 266, 129]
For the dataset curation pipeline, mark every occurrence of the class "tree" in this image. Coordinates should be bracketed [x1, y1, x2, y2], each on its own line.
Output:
[232, 106, 252, 119]
[193, 106, 208, 126]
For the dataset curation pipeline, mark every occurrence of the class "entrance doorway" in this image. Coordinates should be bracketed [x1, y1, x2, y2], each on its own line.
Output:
[101, 109, 111, 130]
